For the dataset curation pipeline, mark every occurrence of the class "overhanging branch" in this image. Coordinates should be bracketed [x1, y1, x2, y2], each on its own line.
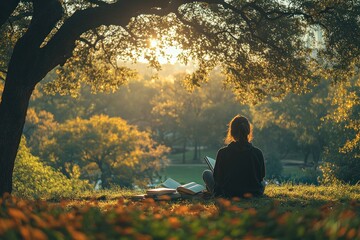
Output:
[0, 0, 20, 28]
[39, 0, 206, 77]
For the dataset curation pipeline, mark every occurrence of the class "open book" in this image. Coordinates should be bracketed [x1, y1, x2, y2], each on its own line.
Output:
[176, 182, 206, 195]
[204, 156, 216, 172]
[160, 178, 206, 195]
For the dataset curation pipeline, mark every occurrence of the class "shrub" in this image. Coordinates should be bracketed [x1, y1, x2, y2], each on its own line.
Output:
[281, 168, 320, 185]
[320, 130, 360, 185]
[12, 137, 90, 199]
[265, 153, 283, 180]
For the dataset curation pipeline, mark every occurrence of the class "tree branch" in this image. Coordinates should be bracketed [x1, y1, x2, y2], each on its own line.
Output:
[5, 0, 63, 86]
[0, 0, 20, 28]
[8, 11, 32, 23]
[39, 0, 204, 79]
[86, 0, 109, 7]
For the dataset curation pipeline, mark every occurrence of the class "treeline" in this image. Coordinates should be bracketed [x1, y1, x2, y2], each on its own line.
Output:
[17, 64, 360, 190]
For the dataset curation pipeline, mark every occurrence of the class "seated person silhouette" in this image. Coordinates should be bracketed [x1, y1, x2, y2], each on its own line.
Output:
[203, 115, 266, 198]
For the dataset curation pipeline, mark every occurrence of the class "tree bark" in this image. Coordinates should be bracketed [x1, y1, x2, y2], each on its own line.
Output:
[0, 77, 34, 195]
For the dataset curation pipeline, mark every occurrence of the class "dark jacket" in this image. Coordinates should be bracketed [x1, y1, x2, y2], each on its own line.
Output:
[213, 141, 265, 197]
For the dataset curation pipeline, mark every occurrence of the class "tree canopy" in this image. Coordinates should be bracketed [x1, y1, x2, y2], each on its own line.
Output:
[1, 1, 359, 100]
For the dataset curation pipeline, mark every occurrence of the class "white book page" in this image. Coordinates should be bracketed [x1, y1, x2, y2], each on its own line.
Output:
[205, 156, 216, 172]
[187, 184, 205, 193]
[161, 178, 181, 189]
[180, 182, 197, 189]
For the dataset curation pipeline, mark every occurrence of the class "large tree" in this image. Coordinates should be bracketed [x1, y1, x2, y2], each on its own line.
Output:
[0, 0, 359, 195]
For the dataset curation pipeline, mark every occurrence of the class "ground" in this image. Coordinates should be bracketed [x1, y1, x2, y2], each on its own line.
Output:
[2, 184, 360, 239]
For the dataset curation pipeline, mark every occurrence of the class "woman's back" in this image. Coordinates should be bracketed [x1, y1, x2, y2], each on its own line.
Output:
[214, 141, 265, 197]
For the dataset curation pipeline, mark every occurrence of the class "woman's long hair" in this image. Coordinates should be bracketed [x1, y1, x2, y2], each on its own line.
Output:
[224, 115, 253, 144]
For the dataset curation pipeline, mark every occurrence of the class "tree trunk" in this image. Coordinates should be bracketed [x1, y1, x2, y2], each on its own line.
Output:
[303, 150, 310, 166]
[97, 161, 111, 189]
[182, 140, 186, 164]
[0, 0, 63, 196]
[0, 79, 34, 196]
[193, 139, 198, 162]
[198, 142, 201, 162]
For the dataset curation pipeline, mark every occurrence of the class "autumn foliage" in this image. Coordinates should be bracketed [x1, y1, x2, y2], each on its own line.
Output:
[1, 192, 360, 240]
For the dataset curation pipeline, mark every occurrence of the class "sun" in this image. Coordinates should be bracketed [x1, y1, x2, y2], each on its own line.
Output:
[143, 38, 182, 64]
[149, 39, 158, 48]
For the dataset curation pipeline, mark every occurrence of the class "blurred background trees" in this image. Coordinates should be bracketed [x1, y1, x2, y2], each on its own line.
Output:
[18, 64, 360, 189]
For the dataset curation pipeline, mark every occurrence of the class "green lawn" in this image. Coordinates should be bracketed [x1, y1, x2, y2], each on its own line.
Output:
[162, 161, 311, 185]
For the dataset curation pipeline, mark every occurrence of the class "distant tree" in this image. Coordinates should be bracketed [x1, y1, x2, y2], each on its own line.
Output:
[151, 72, 245, 162]
[251, 125, 299, 160]
[31, 78, 158, 126]
[251, 81, 329, 167]
[40, 115, 169, 188]
[151, 77, 203, 162]
[23, 108, 58, 155]
[1, 0, 359, 194]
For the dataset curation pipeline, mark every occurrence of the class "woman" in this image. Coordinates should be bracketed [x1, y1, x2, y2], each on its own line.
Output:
[203, 115, 266, 198]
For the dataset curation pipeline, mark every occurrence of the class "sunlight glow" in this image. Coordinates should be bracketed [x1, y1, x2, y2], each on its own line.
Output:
[150, 39, 158, 48]
[139, 38, 183, 64]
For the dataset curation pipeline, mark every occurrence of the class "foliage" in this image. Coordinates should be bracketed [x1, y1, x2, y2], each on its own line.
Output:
[40, 115, 170, 188]
[27, 69, 360, 185]
[265, 153, 283, 180]
[23, 108, 58, 156]
[12, 137, 90, 199]
[251, 80, 329, 166]
[1, 184, 360, 239]
[2, 1, 359, 101]
[281, 168, 320, 185]
[320, 77, 360, 184]
[249, 77, 360, 184]
[151, 72, 248, 162]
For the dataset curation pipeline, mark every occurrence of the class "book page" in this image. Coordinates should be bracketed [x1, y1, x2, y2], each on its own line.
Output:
[187, 184, 206, 193]
[205, 156, 216, 172]
[177, 182, 205, 195]
[180, 182, 196, 189]
[161, 178, 181, 189]
[146, 188, 177, 196]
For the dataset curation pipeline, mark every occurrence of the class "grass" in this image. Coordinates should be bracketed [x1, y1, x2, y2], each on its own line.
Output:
[5, 156, 360, 239]
[61, 184, 360, 212]
[3, 184, 360, 239]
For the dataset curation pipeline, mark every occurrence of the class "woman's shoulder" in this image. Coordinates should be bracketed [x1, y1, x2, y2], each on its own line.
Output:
[217, 145, 229, 155]
[250, 145, 264, 157]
